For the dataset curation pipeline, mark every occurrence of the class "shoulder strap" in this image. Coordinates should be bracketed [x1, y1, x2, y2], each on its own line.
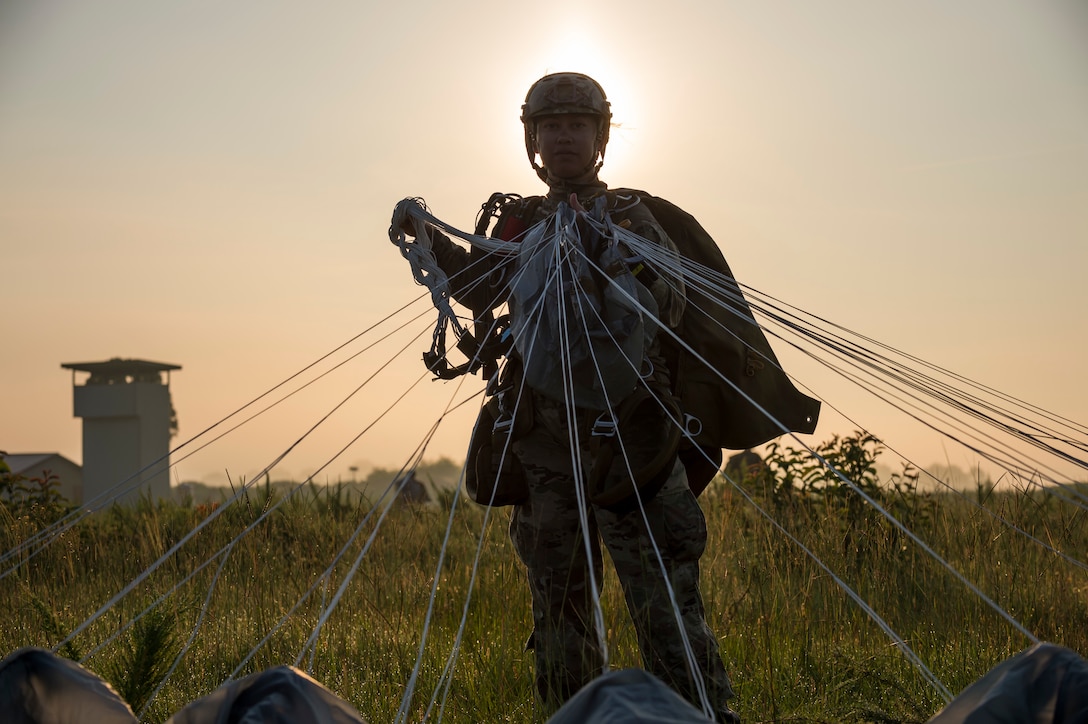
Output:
[481, 194, 543, 241]
[424, 193, 534, 382]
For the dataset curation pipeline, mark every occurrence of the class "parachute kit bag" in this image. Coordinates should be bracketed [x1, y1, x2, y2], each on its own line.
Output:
[587, 384, 683, 513]
[465, 361, 533, 507]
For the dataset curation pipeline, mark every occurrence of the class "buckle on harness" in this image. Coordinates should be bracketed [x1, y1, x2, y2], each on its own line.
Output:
[592, 415, 616, 438]
[423, 350, 468, 380]
[492, 416, 515, 436]
[683, 413, 703, 438]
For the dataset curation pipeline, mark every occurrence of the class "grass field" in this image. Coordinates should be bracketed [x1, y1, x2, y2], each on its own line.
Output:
[3, 451, 1087, 723]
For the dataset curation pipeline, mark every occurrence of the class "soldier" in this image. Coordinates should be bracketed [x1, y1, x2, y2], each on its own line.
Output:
[393, 72, 752, 723]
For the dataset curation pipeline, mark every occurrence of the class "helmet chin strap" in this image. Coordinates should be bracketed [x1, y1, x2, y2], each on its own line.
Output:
[542, 163, 604, 194]
[533, 157, 603, 186]
[530, 137, 609, 185]
[527, 128, 607, 183]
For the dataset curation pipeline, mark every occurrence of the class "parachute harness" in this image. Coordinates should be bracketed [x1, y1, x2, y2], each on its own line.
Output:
[389, 198, 518, 380]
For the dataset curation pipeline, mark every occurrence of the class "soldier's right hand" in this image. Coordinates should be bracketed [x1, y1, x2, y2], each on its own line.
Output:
[390, 198, 424, 238]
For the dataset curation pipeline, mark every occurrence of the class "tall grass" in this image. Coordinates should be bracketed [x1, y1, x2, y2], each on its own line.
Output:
[2, 469, 1086, 723]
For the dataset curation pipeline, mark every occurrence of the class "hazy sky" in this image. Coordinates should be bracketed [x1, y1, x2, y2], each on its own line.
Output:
[2, 1, 1086, 487]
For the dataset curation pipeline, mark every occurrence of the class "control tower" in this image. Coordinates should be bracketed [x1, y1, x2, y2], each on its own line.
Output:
[61, 358, 180, 506]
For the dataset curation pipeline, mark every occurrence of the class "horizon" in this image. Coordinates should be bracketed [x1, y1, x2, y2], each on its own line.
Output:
[2, 1, 1086, 490]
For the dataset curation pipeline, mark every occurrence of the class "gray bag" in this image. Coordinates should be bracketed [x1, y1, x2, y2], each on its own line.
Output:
[509, 199, 658, 412]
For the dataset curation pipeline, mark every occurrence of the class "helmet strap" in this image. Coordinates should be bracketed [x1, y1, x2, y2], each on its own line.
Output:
[524, 120, 608, 183]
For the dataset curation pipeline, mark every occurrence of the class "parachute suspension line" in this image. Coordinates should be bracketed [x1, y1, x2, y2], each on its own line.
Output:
[309, 573, 331, 674]
[747, 294, 1087, 486]
[554, 211, 612, 675]
[723, 471, 956, 702]
[808, 443, 1042, 645]
[708, 263, 1088, 480]
[297, 467, 429, 669]
[761, 318, 1088, 512]
[398, 477, 475, 723]
[295, 367, 457, 671]
[26, 196, 1081, 716]
[86, 361, 444, 699]
[56, 325, 437, 659]
[54, 478, 270, 654]
[297, 430, 437, 669]
[478, 200, 722, 714]
[163, 304, 441, 477]
[77, 534, 238, 669]
[0, 294, 437, 582]
[420, 226, 581, 718]
[575, 354, 714, 711]
[137, 538, 240, 720]
[82, 364, 448, 676]
[231, 423, 432, 681]
[286, 380, 487, 678]
[736, 334, 1088, 573]
[746, 307, 1062, 487]
[694, 297, 1043, 644]
[746, 292, 1088, 505]
[246, 490, 397, 674]
[421, 413, 512, 720]
[394, 197, 509, 255]
[756, 282, 1088, 448]
[395, 381, 497, 722]
[412, 426, 531, 720]
[392, 197, 525, 379]
[392, 199, 470, 340]
[426, 285, 550, 721]
[558, 205, 1066, 681]
[720, 275, 1088, 511]
[608, 219, 1044, 651]
[411, 225, 609, 720]
[632, 226, 1086, 501]
[563, 213, 717, 717]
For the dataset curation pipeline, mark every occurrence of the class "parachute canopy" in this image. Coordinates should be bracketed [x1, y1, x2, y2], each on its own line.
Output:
[3, 644, 1086, 723]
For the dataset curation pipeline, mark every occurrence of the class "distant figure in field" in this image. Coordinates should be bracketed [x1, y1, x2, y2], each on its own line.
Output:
[725, 449, 765, 482]
[395, 470, 431, 505]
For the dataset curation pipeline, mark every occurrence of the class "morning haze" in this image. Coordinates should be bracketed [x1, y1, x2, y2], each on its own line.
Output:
[1, 1, 1085, 487]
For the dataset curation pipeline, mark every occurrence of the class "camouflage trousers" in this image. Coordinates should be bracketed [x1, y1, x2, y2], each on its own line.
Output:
[510, 394, 736, 716]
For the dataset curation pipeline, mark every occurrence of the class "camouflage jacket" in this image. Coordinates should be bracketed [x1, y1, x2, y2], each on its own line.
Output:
[426, 184, 820, 450]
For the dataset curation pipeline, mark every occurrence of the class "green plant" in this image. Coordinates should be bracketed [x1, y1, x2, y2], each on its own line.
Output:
[1, 462, 1085, 723]
[0, 460, 71, 526]
[103, 606, 183, 715]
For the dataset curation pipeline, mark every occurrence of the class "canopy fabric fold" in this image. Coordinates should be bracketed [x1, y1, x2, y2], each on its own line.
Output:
[0, 647, 137, 724]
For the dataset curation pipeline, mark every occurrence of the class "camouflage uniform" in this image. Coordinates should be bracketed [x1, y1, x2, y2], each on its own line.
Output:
[410, 72, 747, 722]
[511, 395, 736, 714]
[429, 184, 737, 717]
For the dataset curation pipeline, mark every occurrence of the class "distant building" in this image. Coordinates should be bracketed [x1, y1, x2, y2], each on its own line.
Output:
[0, 452, 83, 503]
[61, 357, 180, 506]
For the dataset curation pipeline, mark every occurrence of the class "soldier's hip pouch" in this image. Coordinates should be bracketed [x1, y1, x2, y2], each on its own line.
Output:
[587, 384, 683, 514]
[465, 366, 534, 507]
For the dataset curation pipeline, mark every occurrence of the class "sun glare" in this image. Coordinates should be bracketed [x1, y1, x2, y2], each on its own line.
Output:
[520, 26, 643, 178]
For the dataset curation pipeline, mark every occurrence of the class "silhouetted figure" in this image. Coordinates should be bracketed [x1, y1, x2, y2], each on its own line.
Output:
[725, 449, 765, 482]
[395, 471, 430, 504]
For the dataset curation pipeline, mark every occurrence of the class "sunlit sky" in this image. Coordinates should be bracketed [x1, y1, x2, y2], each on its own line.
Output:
[2, 1, 1086, 487]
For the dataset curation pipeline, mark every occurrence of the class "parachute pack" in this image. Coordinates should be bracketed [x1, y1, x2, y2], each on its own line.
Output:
[485, 189, 821, 452]
[507, 195, 659, 412]
[392, 190, 821, 501]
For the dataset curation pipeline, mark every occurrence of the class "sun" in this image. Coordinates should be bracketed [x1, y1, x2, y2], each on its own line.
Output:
[518, 28, 643, 177]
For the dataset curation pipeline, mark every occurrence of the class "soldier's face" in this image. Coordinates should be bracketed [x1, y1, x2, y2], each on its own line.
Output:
[534, 114, 599, 179]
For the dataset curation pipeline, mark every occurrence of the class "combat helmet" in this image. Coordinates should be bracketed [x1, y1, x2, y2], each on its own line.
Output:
[521, 72, 612, 181]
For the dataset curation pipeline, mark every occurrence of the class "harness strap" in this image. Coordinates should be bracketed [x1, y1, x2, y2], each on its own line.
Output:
[587, 385, 683, 512]
[420, 193, 543, 381]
